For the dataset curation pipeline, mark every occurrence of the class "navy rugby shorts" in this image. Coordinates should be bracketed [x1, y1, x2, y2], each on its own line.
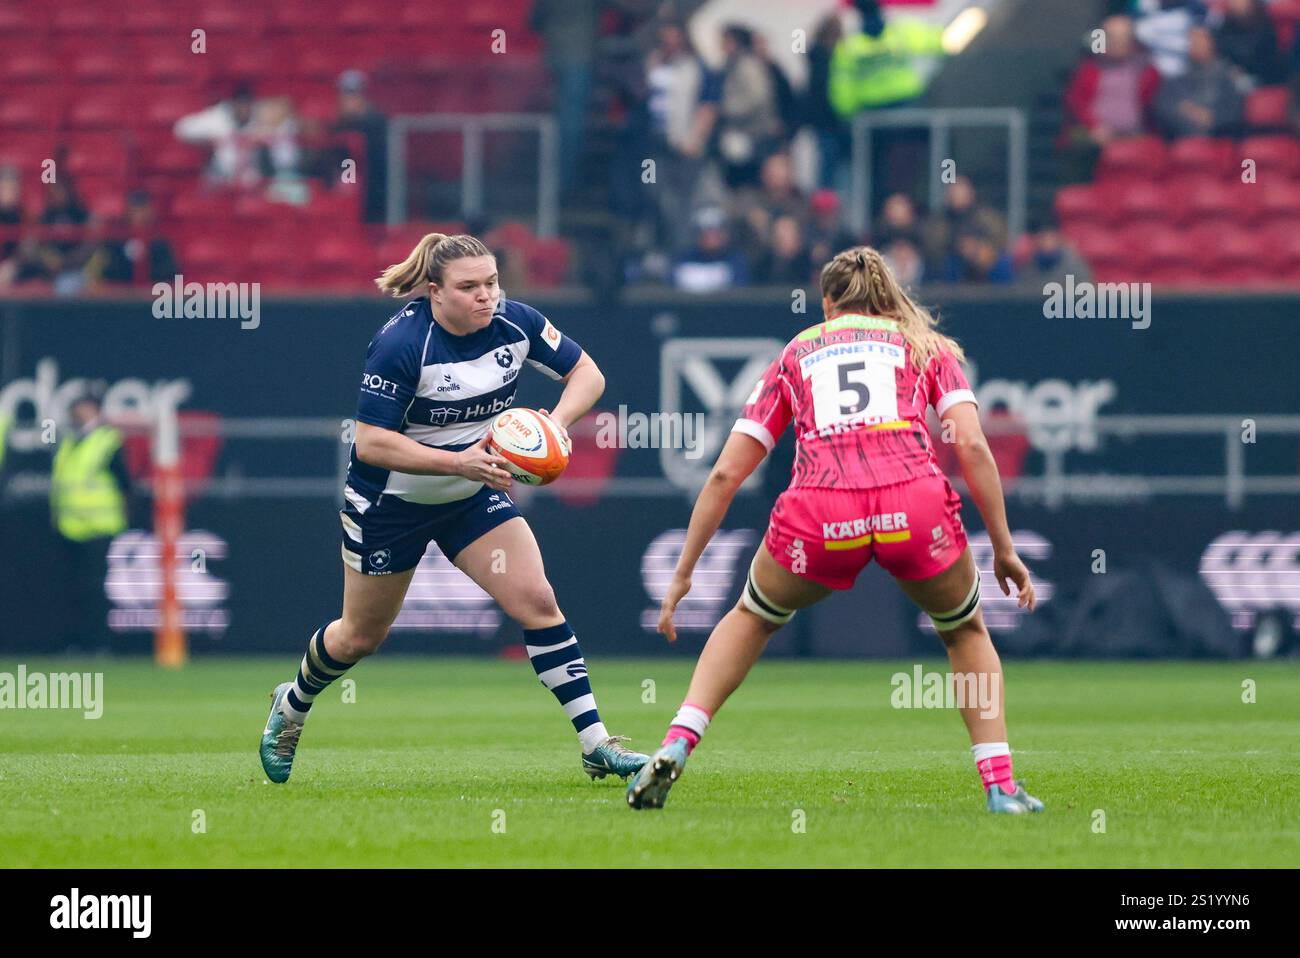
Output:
[340, 485, 521, 575]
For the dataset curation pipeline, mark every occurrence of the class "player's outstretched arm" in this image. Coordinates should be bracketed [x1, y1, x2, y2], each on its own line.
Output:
[659, 432, 768, 641]
[942, 402, 1036, 610]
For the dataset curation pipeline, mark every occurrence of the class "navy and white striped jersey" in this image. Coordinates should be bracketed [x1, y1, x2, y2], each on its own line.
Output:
[345, 296, 582, 506]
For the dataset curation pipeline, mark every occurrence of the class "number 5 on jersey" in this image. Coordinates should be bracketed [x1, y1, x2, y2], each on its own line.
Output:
[805, 342, 904, 430]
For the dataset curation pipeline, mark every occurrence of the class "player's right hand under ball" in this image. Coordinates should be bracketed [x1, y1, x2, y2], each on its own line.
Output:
[457, 434, 514, 491]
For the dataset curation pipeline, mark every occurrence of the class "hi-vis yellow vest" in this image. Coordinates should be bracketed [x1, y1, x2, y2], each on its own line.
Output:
[829, 23, 945, 117]
[51, 425, 128, 541]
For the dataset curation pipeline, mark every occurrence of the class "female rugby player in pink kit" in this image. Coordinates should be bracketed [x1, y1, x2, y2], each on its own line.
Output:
[628, 245, 1044, 814]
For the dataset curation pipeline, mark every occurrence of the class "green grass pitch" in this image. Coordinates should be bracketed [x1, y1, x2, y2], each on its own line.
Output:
[2, 656, 1297, 867]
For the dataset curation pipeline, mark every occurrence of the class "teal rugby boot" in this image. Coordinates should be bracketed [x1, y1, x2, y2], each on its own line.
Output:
[582, 735, 650, 780]
[626, 737, 690, 809]
[986, 780, 1045, 814]
[259, 682, 305, 784]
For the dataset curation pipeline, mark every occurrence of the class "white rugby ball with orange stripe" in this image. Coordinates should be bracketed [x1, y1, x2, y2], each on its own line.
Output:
[488, 409, 571, 486]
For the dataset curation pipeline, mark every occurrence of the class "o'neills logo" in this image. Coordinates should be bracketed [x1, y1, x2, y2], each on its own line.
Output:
[50, 889, 151, 938]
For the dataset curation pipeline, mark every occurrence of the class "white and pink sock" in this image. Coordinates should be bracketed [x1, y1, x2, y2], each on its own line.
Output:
[971, 741, 1015, 793]
[663, 703, 712, 754]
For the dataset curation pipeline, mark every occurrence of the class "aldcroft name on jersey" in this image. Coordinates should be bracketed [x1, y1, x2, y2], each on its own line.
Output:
[346, 295, 581, 506]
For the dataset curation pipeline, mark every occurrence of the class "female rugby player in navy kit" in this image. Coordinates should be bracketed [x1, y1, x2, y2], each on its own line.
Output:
[259, 233, 649, 783]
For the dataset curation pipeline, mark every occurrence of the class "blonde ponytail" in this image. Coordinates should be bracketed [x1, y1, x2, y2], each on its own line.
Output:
[818, 245, 966, 371]
[374, 232, 494, 298]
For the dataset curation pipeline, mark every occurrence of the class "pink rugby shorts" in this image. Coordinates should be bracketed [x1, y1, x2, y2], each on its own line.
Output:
[764, 475, 967, 589]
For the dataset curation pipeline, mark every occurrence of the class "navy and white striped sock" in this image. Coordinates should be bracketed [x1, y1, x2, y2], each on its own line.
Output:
[524, 622, 609, 752]
[281, 623, 354, 724]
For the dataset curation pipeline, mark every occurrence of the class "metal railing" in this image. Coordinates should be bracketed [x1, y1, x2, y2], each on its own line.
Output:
[849, 107, 1027, 240]
[385, 113, 559, 236]
[5, 413, 1294, 508]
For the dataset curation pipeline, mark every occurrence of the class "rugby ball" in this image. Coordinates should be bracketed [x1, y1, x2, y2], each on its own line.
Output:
[488, 409, 571, 485]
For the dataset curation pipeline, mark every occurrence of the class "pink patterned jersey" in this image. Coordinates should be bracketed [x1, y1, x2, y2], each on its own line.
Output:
[732, 314, 978, 490]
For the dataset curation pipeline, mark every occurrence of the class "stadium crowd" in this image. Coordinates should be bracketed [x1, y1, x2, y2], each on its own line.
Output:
[2, 0, 1299, 294]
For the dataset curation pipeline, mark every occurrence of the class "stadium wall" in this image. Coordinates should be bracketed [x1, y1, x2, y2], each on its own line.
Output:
[1, 291, 1296, 658]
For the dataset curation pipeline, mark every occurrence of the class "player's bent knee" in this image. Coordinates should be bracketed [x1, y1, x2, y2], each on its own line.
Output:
[927, 575, 980, 635]
[333, 623, 388, 659]
[506, 584, 560, 626]
[741, 559, 796, 629]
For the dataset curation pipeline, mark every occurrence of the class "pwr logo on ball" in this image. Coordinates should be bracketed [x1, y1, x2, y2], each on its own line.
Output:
[488, 409, 571, 485]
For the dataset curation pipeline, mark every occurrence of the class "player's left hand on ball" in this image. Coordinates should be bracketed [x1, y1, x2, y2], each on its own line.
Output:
[657, 573, 692, 643]
[993, 551, 1036, 611]
[537, 408, 571, 454]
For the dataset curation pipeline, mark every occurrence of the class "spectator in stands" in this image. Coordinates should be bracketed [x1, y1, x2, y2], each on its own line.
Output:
[873, 191, 924, 248]
[1133, 0, 1209, 77]
[713, 24, 782, 188]
[922, 176, 1007, 277]
[730, 151, 807, 265]
[881, 236, 925, 287]
[828, 0, 944, 116]
[92, 192, 179, 286]
[753, 32, 799, 143]
[830, 0, 945, 209]
[643, 15, 720, 254]
[805, 15, 849, 190]
[672, 206, 749, 292]
[1016, 219, 1092, 286]
[943, 227, 1015, 284]
[755, 215, 813, 286]
[174, 84, 261, 186]
[1211, 0, 1283, 87]
[1154, 26, 1245, 137]
[530, 0, 600, 195]
[38, 178, 94, 294]
[1061, 14, 1161, 183]
[0, 167, 22, 266]
[806, 188, 859, 268]
[254, 96, 304, 189]
[330, 69, 388, 223]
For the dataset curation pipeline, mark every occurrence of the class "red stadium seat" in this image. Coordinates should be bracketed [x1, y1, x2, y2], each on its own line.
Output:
[1166, 137, 1236, 178]
[1252, 180, 1300, 227]
[1118, 223, 1182, 274]
[1113, 180, 1170, 228]
[123, 4, 187, 33]
[139, 141, 209, 177]
[0, 87, 63, 130]
[193, 2, 262, 33]
[1097, 135, 1167, 181]
[1238, 135, 1300, 180]
[525, 238, 571, 287]
[1, 49, 59, 82]
[1244, 86, 1291, 131]
[0, 132, 55, 169]
[484, 220, 537, 251]
[69, 93, 130, 129]
[1189, 224, 1263, 274]
[137, 44, 211, 84]
[1072, 228, 1131, 277]
[1182, 176, 1259, 227]
[64, 134, 129, 178]
[69, 50, 130, 83]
